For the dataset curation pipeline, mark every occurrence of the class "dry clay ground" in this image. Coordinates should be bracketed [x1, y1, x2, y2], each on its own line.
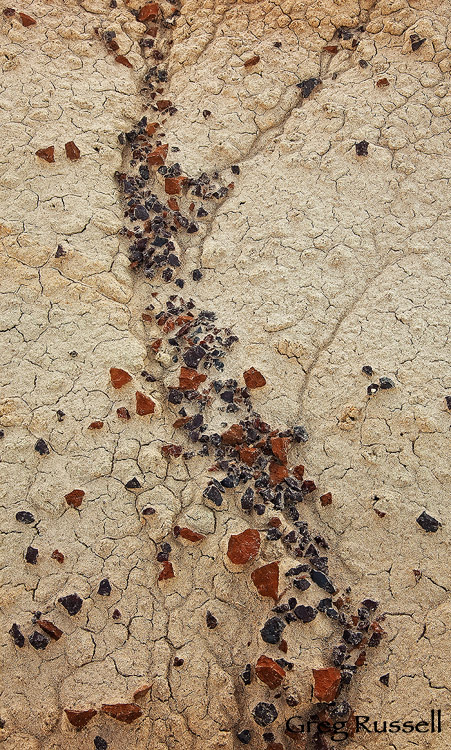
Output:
[0, 0, 450, 749]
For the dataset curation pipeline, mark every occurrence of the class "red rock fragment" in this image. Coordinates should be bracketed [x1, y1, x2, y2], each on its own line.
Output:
[19, 12, 36, 26]
[312, 667, 341, 702]
[88, 420, 104, 429]
[279, 639, 288, 653]
[135, 391, 155, 415]
[221, 424, 244, 446]
[376, 77, 389, 87]
[65, 709, 97, 728]
[165, 176, 186, 195]
[179, 367, 206, 391]
[101, 703, 143, 723]
[167, 197, 179, 211]
[115, 55, 133, 68]
[320, 492, 332, 506]
[293, 464, 304, 480]
[37, 619, 63, 640]
[269, 517, 281, 528]
[147, 144, 168, 166]
[173, 416, 191, 428]
[112, 609, 121, 619]
[178, 528, 205, 543]
[244, 54, 260, 67]
[270, 436, 290, 464]
[133, 684, 152, 701]
[156, 99, 172, 111]
[355, 651, 366, 666]
[239, 444, 259, 466]
[51, 549, 65, 563]
[3, 8, 15, 17]
[161, 444, 183, 458]
[243, 367, 266, 389]
[256, 655, 286, 689]
[64, 489, 85, 508]
[151, 338, 162, 352]
[35, 146, 54, 163]
[251, 561, 279, 600]
[267, 744, 285, 750]
[65, 141, 80, 161]
[138, 3, 159, 21]
[227, 529, 260, 565]
[146, 122, 159, 136]
[142, 312, 152, 322]
[269, 461, 289, 486]
[116, 407, 130, 420]
[324, 45, 338, 53]
[301, 480, 316, 494]
[158, 561, 174, 581]
[110, 367, 132, 388]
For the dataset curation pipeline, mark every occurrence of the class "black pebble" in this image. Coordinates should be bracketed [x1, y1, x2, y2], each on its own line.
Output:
[294, 605, 317, 623]
[410, 34, 425, 51]
[293, 425, 308, 443]
[29, 631, 50, 650]
[237, 729, 251, 744]
[310, 569, 336, 594]
[379, 673, 389, 686]
[203, 483, 224, 507]
[183, 345, 206, 369]
[293, 578, 310, 591]
[254, 503, 265, 515]
[379, 376, 395, 389]
[203, 110, 211, 118]
[359, 59, 369, 67]
[355, 140, 369, 156]
[416, 511, 440, 533]
[241, 663, 251, 685]
[25, 546, 38, 564]
[94, 737, 108, 750]
[16, 511, 35, 524]
[252, 702, 278, 727]
[231, 165, 240, 175]
[367, 383, 379, 395]
[445, 395, 451, 410]
[125, 477, 141, 489]
[56, 410, 65, 421]
[58, 593, 83, 615]
[98, 579, 111, 596]
[362, 365, 373, 376]
[343, 629, 363, 646]
[297, 78, 321, 98]
[9, 623, 25, 648]
[34, 438, 49, 455]
[260, 616, 285, 644]
[206, 611, 218, 629]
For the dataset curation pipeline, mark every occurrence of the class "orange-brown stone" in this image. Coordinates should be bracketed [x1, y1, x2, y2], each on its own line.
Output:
[65, 141, 80, 161]
[179, 367, 206, 391]
[167, 197, 179, 211]
[157, 99, 172, 111]
[243, 367, 266, 389]
[320, 492, 332, 506]
[256, 655, 286, 689]
[147, 144, 168, 166]
[137, 3, 159, 21]
[239, 444, 259, 466]
[19, 12, 36, 26]
[270, 436, 290, 464]
[244, 55, 260, 67]
[251, 561, 279, 600]
[117, 407, 130, 420]
[51, 549, 65, 563]
[65, 709, 97, 728]
[158, 561, 174, 581]
[115, 55, 133, 68]
[165, 176, 186, 195]
[293, 464, 305, 480]
[312, 667, 342, 702]
[35, 146, 54, 163]
[64, 489, 85, 508]
[178, 528, 205, 543]
[269, 461, 288, 486]
[110, 367, 132, 388]
[221, 424, 244, 446]
[146, 122, 159, 136]
[88, 420, 104, 430]
[37, 619, 63, 640]
[227, 529, 260, 565]
[136, 391, 155, 415]
[133, 684, 152, 700]
[101, 703, 143, 723]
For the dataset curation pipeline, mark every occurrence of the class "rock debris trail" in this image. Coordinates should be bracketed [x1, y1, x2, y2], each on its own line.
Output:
[0, 1, 449, 750]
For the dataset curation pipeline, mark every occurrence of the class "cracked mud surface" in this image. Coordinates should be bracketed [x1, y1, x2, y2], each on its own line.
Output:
[0, 1, 449, 748]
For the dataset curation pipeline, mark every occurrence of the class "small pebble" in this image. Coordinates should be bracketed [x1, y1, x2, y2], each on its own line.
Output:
[16, 511, 35, 524]
[379, 673, 389, 686]
[34, 438, 49, 455]
[416, 511, 440, 533]
[252, 702, 278, 727]
[206, 611, 218, 629]
[362, 365, 373, 376]
[237, 729, 251, 744]
[29, 631, 50, 650]
[58, 593, 83, 615]
[9, 623, 25, 648]
[94, 737, 108, 750]
[367, 383, 379, 395]
[25, 546, 38, 564]
[355, 140, 369, 156]
[379, 376, 395, 389]
[98, 579, 111, 596]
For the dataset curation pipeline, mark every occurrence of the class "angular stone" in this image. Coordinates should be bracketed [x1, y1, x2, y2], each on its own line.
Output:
[165, 176, 186, 195]
[65, 141, 80, 160]
[320, 492, 332, 506]
[110, 367, 132, 388]
[25, 546, 38, 564]
[19, 12, 36, 26]
[293, 464, 304, 480]
[36, 619, 63, 640]
[147, 144, 168, 166]
[269, 461, 288, 486]
[239, 445, 259, 466]
[51, 549, 64, 563]
[158, 561, 174, 581]
[137, 3, 159, 22]
[98, 578, 111, 596]
[136, 391, 155, 415]
[65, 489, 85, 508]
[101, 703, 143, 723]
[16, 510, 35, 524]
[312, 667, 342, 702]
[255, 656, 286, 689]
[9, 623, 25, 648]
[251, 562, 279, 600]
[270, 436, 290, 463]
[222, 424, 244, 446]
[183, 345, 206, 369]
[252, 702, 278, 727]
[115, 55, 133, 68]
[179, 367, 206, 391]
[243, 367, 266, 388]
[416, 511, 440, 532]
[161, 444, 183, 458]
[88, 420, 104, 430]
[116, 407, 130, 420]
[58, 593, 83, 615]
[35, 438, 49, 455]
[178, 527, 205, 543]
[260, 617, 285, 644]
[227, 529, 260, 564]
[294, 605, 317, 623]
[35, 147, 54, 162]
[65, 709, 97, 728]
[310, 569, 336, 594]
